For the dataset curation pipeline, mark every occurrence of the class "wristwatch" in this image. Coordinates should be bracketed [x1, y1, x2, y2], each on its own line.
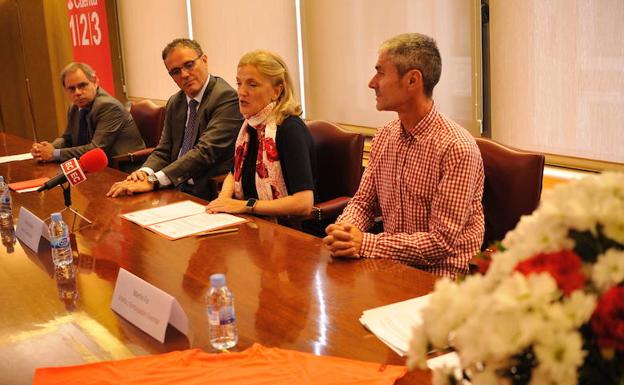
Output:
[245, 198, 257, 214]
[147, 174, 160, 190]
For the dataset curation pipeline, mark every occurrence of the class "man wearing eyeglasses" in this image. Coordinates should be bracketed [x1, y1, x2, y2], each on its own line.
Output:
[30, 62, 145, 164]
[107, 38, 242, 200]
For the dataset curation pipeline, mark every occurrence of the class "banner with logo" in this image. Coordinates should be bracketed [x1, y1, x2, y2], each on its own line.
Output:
[66, 0, 115, 96]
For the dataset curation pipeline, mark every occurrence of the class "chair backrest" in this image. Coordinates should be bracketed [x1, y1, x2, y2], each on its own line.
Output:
[476, 138, 545, 249]
[130, 100, 166, 148]
[306, 120, 365, 202]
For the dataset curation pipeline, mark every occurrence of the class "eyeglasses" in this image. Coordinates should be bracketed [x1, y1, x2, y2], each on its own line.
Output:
[168, 55, 202, 77]
[65, 82, 91, 93]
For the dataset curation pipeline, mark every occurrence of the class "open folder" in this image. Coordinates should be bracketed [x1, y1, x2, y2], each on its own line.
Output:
[121, 200, 247, 240]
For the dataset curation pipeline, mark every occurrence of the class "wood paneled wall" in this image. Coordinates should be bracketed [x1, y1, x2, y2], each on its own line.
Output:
[0, 0, 124, 142]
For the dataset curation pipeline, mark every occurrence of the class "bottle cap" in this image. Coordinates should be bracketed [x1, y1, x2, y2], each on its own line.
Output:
[51, 212, 62, 222]
[210, 273, 226, 288]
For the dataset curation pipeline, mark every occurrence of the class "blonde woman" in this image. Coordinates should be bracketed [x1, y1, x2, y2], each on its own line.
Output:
[206, 50, 316, 217]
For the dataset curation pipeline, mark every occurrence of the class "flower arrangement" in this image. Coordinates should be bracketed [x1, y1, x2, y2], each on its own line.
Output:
[407, 172, 624, 385]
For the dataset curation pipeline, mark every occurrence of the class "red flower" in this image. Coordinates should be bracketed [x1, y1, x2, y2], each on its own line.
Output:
[514, 250, 586, 296]
[476, 257, 492, 275]
[263, 137, 279, 161]
[256, 161, 268, 178]
[271, 184, 281, 199]
[474, 244, 504, 275]
[233, 144, 245, 181]
[591, 286, 624, 351]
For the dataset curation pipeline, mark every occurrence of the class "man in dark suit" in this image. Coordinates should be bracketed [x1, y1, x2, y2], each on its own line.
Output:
[31, 62, 145, 163]
[107, 38, 242, 200]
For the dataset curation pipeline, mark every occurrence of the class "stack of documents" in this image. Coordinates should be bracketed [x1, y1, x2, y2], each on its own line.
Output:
[361, 295, 463, 377]
[360, 294, 431, 356]
[121, 200, 247, 240]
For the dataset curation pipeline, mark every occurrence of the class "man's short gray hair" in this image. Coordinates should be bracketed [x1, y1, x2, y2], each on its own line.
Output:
[380, 33, 442, 97]
[60, 62, 96, 87]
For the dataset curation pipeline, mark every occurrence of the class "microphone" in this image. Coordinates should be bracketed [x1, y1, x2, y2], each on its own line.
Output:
[38, 148, 108, 192]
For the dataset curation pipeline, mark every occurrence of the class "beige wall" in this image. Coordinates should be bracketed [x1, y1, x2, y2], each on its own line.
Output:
[117, 0, 189, 101]
[490, 0, 624, 165]
[302, 0, 479, 134]
[192, 0, 301, 100]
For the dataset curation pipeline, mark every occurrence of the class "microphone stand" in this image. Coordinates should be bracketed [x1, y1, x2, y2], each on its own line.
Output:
[59, 183, 92, 232]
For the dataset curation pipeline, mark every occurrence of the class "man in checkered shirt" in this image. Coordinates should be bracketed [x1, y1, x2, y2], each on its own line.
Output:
[323, 33, 484, 279]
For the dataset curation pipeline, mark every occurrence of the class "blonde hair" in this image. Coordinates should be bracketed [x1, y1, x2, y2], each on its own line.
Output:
[238, 50, 302, 125]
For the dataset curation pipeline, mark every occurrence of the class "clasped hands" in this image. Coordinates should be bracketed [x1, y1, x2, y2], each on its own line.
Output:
[30, 142, 55, 162]
[106, 170, 155, 197]
[323, 223, 363, 258]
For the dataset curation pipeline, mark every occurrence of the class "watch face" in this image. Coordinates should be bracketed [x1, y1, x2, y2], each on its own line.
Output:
[246, 199, 256, 207]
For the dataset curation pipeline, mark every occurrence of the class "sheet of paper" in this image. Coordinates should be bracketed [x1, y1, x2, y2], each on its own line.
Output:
[147, 213, 247, 240]
[360, 294, 431, 356]
[121, 200, 206, 226]
[0, 153, 34, 163]
[17, 186, 41, 193]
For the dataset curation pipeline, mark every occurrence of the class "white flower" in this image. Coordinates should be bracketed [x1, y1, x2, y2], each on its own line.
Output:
[539, 290, 596, 334]
[493, 273, 559, 313]
[591, 249, 624, 293]
[406, 325, 428, 370]
[406, 172, 624, 383]
[602, 217, 624, 245]
[431, 367, 458, 385]
[471, 367, 501, 385]
[560, 291, 597, 328]
[453, 273, 558, 366]
[532, 330, 584, 385]
[421, 276, 487, 349]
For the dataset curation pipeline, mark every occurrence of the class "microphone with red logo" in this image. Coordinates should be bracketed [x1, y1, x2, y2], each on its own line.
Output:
[37, 148, 108, 192]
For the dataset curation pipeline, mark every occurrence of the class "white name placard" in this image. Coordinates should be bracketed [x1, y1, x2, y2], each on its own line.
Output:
[111, 268, 189, 343]
[15, 207, 49, 252]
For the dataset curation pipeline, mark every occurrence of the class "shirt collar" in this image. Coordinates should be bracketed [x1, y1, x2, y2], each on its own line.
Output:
[402, 101, 438, 139]
[185, 74, 211, 106]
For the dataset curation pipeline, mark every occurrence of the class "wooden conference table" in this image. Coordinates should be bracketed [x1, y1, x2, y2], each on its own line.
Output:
[0, 133, 436, 385]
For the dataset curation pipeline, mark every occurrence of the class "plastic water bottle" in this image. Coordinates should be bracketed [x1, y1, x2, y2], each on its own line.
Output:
[48, 212, 73, 268]
[206, 273, 238, 350]
[0, 176, 12, 227]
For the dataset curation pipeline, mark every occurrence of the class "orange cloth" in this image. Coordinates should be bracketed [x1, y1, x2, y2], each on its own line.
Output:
[33, 343, 407, 385]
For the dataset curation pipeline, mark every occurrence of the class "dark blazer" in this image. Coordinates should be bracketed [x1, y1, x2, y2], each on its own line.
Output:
[52, 88, 145, 161]
[143, 76, 243, 198]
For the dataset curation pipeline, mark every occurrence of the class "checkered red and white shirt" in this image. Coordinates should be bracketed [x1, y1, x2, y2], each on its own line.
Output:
[337, 104, 484, 278]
